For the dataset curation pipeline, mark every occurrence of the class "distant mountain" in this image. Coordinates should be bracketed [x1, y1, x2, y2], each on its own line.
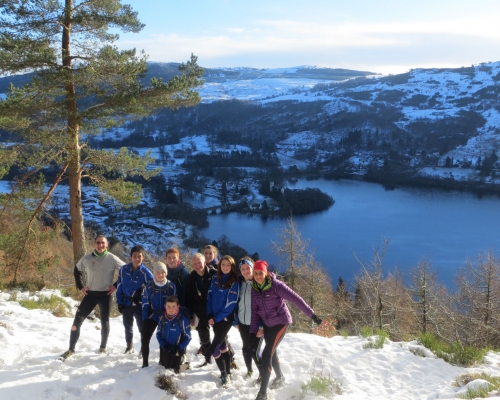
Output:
[0, 62, 376, 94]
[94, 61, 500, 189]
[3, 61, 500, 188]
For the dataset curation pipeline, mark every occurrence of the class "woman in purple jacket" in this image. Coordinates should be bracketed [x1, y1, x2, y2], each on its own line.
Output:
[250, 260, 322, 400]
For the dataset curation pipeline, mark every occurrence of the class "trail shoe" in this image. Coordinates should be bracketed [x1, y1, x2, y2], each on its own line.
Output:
[245, 370, 253, 379]
[255, 391, 268, 400]
[124, 344, 135, 354]
[221, 373, 230, 389]
[59, 349, 74, 361]
[270, 375, 286, 389]
[256, 375, 262, 385]
[230, 360, 239, 370]
[196, 357, 212, 368]
[196, 361, 210, 368]
[178, 362, 190, 373]
[141, 363, 149, 368]
[99, 347, 107, 354]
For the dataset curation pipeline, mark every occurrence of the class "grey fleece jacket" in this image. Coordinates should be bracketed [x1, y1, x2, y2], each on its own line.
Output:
[75, 252, 124, 291]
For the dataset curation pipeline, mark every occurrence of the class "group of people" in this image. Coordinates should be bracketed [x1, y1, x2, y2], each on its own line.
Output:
[60, 235, 322, 400]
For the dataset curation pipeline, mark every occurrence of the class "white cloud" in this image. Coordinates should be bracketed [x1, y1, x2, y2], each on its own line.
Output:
[226, 27, 244, 33]
[118, 16, 500, 73]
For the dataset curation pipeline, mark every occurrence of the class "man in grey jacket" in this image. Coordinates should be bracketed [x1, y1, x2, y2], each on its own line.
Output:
[60, 235, 124, 360]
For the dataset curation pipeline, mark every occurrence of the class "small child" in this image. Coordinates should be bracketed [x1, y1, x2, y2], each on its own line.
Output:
[141, 262, 177, 368]
[156, 295, 191, 373]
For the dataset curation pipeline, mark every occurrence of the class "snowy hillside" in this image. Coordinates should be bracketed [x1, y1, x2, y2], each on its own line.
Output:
[198, 65, 375, 102]
[91, 61, 500, 184]
[2, 290, 500, 399]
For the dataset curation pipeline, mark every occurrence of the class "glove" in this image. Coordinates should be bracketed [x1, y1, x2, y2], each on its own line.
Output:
[117, 304, 124, 314]
[311, 314, 322, 326]
[169, 347, 179, 355]
[132, 287, 143, 305]
[177, 348, 186, 357]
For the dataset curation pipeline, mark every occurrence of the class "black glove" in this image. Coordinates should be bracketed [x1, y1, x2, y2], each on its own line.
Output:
[117, 304, 124, 314]
[132, 287, 143, 305]
[169, 346, 179, 355]
[311, 314, 322, 326]
[177, 348, 186, 357]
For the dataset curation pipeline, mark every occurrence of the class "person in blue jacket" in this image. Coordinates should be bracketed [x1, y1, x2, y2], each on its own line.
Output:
[156, 295, 191, 373]
[207, 255, 240, 387]
[203, 245, 239, 370]
[116, 245, 154, 354]
[141, 262, 176, 368]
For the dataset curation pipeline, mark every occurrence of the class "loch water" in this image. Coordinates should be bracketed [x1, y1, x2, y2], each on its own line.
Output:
[198, 179, 500, 289]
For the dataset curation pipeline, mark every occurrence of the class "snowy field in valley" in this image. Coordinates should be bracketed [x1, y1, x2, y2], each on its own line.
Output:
[2, 291, 500, 399]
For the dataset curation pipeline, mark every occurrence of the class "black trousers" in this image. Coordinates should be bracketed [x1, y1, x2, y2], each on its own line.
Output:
[69, 291, 112, 351]
[141, 318, 159, 366]
[197, 317, 212, 361]
[239, 323, 262, 373]
[258, 324, 288, 394]
[160, 349, 182, 371]
[211, 319, 233, 375]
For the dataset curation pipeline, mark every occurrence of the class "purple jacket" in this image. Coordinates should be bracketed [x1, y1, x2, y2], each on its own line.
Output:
[250, 273, 313, 333]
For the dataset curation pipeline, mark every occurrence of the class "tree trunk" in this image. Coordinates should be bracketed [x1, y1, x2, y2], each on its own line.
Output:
[63, 0, 86, 263]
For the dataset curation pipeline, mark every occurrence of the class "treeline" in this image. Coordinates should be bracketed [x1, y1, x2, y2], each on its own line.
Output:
[182, 150, 280, 169]
[140, 175, 209, 227]
[311, 246, 500, 356]
[185, 216, 500, 361]
[259, 179, 334, 215]
[94, 99, 328, 152]
[94, 130, 182, 149]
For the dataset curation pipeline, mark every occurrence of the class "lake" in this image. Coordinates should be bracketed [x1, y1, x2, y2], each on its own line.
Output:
[198, 179, 500, 289]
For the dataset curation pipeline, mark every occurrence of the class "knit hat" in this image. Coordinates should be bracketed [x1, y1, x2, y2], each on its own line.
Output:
[239, 259, 254, 269]
[253, 260, 268, 274]
[154, 262, 167, 275]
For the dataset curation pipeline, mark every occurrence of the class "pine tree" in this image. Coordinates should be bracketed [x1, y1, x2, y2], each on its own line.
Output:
[0, 1, 204, 269]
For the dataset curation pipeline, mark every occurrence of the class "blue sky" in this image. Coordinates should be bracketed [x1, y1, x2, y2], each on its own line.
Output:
[118, 0, 500, 74]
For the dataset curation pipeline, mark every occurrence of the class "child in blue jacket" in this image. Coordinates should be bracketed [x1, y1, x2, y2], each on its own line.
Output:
[141, 262, 177, 368]
[207, 255, 240, 387]
[157, 295, 191, 373]
[116, 245, 154, 354]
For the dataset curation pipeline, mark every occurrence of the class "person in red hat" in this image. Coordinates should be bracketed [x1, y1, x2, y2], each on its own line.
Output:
[250, 260, 323, 400]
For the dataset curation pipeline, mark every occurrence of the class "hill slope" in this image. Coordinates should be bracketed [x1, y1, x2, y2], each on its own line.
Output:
[2, 290, 500, 399]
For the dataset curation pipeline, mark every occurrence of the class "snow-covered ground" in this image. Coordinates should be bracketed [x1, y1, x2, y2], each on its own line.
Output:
[2, 290, 500, 399]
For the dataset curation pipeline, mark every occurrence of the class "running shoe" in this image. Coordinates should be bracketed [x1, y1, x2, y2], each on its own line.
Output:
[270, 375, 286, 389]
[59, 349, 74, 361]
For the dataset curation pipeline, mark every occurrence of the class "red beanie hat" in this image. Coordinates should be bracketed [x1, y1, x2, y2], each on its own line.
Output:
[253, 260, 268, 273]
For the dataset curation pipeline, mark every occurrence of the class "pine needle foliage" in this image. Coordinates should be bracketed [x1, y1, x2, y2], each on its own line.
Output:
[0, 0, 204, 275]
